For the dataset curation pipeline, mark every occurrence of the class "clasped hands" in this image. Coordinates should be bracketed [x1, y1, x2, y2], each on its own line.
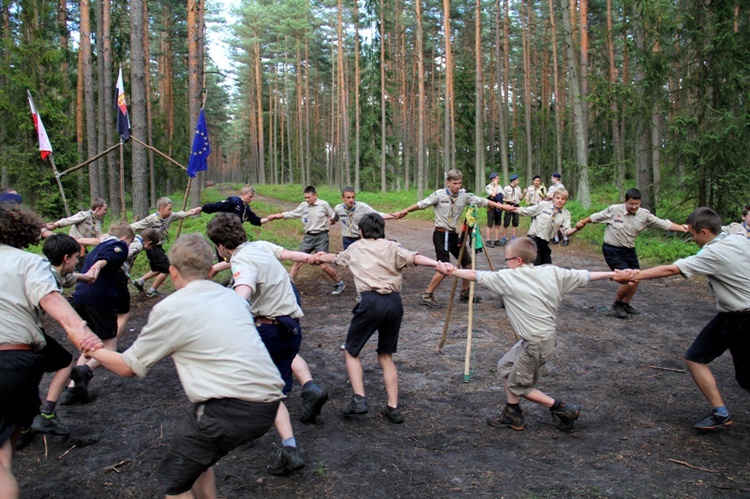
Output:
[612, 268, 640, 284]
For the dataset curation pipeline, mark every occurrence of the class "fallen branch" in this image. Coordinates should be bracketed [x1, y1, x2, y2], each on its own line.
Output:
[648, 365, 687, 374]
[57, 444, 76, 460]
[105, 458, 130, 473]
[667, 458, 717, 473]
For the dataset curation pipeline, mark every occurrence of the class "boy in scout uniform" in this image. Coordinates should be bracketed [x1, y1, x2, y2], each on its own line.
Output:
[393, 169, 505, 307]
[498, 174, 522, 246]
[614, 207, 750, 431]
[313, 213, 444, 424]
[721, 203, 750, 239]
[331, 187, 395, 250]
[46, 197, 107, 240]
[484, 173, 504, 248]
[267, 186, 346, 295]
[575, 188, 687, 318]
[437, 237, 615, 432]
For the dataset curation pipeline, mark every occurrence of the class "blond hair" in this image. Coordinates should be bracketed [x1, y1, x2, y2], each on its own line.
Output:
[156, 197, 173, 210]
[168, 234, 214, 280]
[506, 237, 537, 264]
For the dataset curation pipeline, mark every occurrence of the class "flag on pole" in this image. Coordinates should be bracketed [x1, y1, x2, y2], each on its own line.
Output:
[27, 91, 53, 160]
[115, 68, 130, 142]
[187, 109, 211, 178]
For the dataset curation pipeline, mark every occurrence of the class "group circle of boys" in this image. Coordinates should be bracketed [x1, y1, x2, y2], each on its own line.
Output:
[0, 175, 748, 498]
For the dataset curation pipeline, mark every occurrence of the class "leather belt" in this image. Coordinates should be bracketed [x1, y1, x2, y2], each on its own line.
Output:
[435, 227, 456, 234]
[255, 317, 278, 326]
[307, 231, 327, 235]
[729, 309, 750, 315]
[0, 344, 33, 351]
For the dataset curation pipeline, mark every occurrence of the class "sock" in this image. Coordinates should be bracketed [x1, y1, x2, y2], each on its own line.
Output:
[148, 288, 156, 293]
[713, 406, 729, 417]
[282, 437, 297, 448]
[42, 400, 57, 414]
[507, 402, 521, 412]
[550, 400, 562, 411]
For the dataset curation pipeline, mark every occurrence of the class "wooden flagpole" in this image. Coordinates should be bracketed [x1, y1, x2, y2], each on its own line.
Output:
[119, 140, 126, 220]
[47, 153, 71, 216]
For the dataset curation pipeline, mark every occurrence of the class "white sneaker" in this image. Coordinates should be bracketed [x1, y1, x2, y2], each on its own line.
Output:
[332, 281, 346, 295]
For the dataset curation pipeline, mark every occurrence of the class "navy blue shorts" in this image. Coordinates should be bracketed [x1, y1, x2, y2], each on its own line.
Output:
[157, 398, 279, 496]
[685, 312, 750, 390]
[256, 322, 302, 394]
[115, 274, 130, 314]
[345, 291, 403, 357]
[146, 244, 170, 274]
[73, 303, 118, 341]
[0, 350, 45, 445]
[602, 243, 640, 271]
[503, 210, 519, 228]
[342, 236, 361, 250]
[433, 229, 472, 267]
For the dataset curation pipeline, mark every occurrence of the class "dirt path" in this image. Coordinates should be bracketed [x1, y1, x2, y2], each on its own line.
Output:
[16, 195, 750, 498]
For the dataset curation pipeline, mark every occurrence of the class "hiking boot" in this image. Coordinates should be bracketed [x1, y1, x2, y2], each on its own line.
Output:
[146, 288, 167, 298]
[267, 446, 304, 476]
[551, 239, 560, 245]
[498, 238, 507, 247]
[623, 303, 640, 315]
[694, 411, 733, 431]
[70, 365, 93, 390]
[612, 301, 628, 319]
[459, 289, 482, 304]
[382, 405, 405, 424]
[300, 382, 329, 424]
[494, 240, 502, 247]
[15, 427, 35, 451]
[485, 240, 494, 248]
[340, 394, 368, 415]
[551, 401, 580, 431]
[133, 278, 145, 293]
[331, 280, 346, 295]
[421, 292, 437, 307]
[561, 239, 570, 247]
[487, 405, 525, 431]
[32, 412, 71, 436]
[60, 386, 89, 405]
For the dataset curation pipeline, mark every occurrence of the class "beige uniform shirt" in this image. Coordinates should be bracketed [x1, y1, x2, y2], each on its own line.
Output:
[518, 201, 572, 242]
[122, 279, 285, 403]
[282, 200, 334, 234]
[332, 238, 418, 293]
[417, 189, 490, 232]
[524, 184, 546, 205]
[55, 210, 102, 239]
[590, 204, 673, 248]
[332, 202, 381, 239]
[503, 185, 523, 205]
[477, 265, 590, 342]
[674, 234, 750, 313]
[50, 265, 77, 289]
[231, 241, 304, 320]
[0, 245, 60, 350]
[131, 211, 192, 239]
[722, 222, 750, 239]
[548, 182, 565, 198]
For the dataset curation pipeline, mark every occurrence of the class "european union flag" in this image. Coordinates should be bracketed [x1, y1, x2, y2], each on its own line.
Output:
[188, 109, 211, 178]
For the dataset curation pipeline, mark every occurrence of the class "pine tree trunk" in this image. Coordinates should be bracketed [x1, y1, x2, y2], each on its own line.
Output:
[130, 0, 148, 217]
[415, 0, 425, 199]
[474, 0, 485, 191]
[101, 0, 119, 217]
[80, 0, 99, 199]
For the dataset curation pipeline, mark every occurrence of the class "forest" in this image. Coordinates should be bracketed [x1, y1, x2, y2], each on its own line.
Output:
[0, 0, 748, 221]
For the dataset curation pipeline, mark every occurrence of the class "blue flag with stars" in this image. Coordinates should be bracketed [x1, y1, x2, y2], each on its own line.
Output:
[187, 109, 211, 178]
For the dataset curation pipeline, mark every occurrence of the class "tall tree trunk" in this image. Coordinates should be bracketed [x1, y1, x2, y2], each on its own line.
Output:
[443, 0, 455, 173]
[380, 0, 387, 191]
[76, 36, 85, 192]
[337, 0, 350, 186]
[254, 36, 265, 183]
[522, 0, 533, 182]
[496, 0, 510, 181]
[559, 0, 590, 207]
[304, 41, 311, 186]
[96, 1, 106, 198]
[415, 0, 425, 199]
[102, 0, 119, 217]
[130, 0, 148, 217]
[474, 0, 484, 191]
[143, 0, 155, 206]
[187, 0, 202, 207]
[606, 0, 623, 193]
[547, 0, 563, 174]
[80, 0, 99, 199]
[632, 16, 653, 211]
[353, 3, 361, 191]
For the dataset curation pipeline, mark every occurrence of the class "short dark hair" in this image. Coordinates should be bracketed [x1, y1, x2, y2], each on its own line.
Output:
[359, 213, 385, 239]
[624, 188, 642, 201]
[0, 203, 43, 248]
[532, 175, 541, 181]
[91, 197, 107, 210]
[304, 186, 317, 195]
[342, 187, 355, 195]
[141, 228, 162, 244]
[43, 233, 81, 265]
[742, 204, 750, 218]
[686, 207, 722, 235]
[206, 213, 247, 250]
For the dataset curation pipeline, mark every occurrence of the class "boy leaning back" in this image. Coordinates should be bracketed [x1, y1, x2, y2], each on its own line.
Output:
[131, 197, 200, 297]
[437, 237, 615, 431]
[87, 234, 284, 498]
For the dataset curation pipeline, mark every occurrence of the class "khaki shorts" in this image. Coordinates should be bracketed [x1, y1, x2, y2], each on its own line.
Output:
[497, 335, 556, 396]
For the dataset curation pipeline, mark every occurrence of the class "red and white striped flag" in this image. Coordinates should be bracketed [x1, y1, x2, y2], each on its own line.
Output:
[27, 91, 53, 160]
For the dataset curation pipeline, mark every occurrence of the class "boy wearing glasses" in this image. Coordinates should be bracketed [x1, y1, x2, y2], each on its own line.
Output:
[436, 237, 615, 431]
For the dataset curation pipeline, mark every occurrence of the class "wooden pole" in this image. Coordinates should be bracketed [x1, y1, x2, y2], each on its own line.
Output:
[119, 140, 126, 220]
[130, 136, 187, 171]
[48, 153, 71, 216]
[463, 224, 477, 382]
[437, 222, 469, 353]
[57, 143, 121, 177]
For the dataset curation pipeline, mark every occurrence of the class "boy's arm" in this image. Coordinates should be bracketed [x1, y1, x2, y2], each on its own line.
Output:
[615, 264, 681, 283]
[210, 261, 231, 278]
[393, 202, 421, 219]
[310, 251, 335, 265]
[278, 249, 314, 264]
[413, 254, 441, 269]
[589, 271, 616, 281]
[39, 292, 103, 352]
[444, 267, 478, 282]
[575, 216, 593, 230]
[87, 348, 135, 377]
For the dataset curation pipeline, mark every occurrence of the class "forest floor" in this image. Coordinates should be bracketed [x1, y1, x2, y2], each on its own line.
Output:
[14, 192, 750, 498]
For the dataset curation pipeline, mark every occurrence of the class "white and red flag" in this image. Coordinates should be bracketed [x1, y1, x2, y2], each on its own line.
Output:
[27, 91, 52, 160]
